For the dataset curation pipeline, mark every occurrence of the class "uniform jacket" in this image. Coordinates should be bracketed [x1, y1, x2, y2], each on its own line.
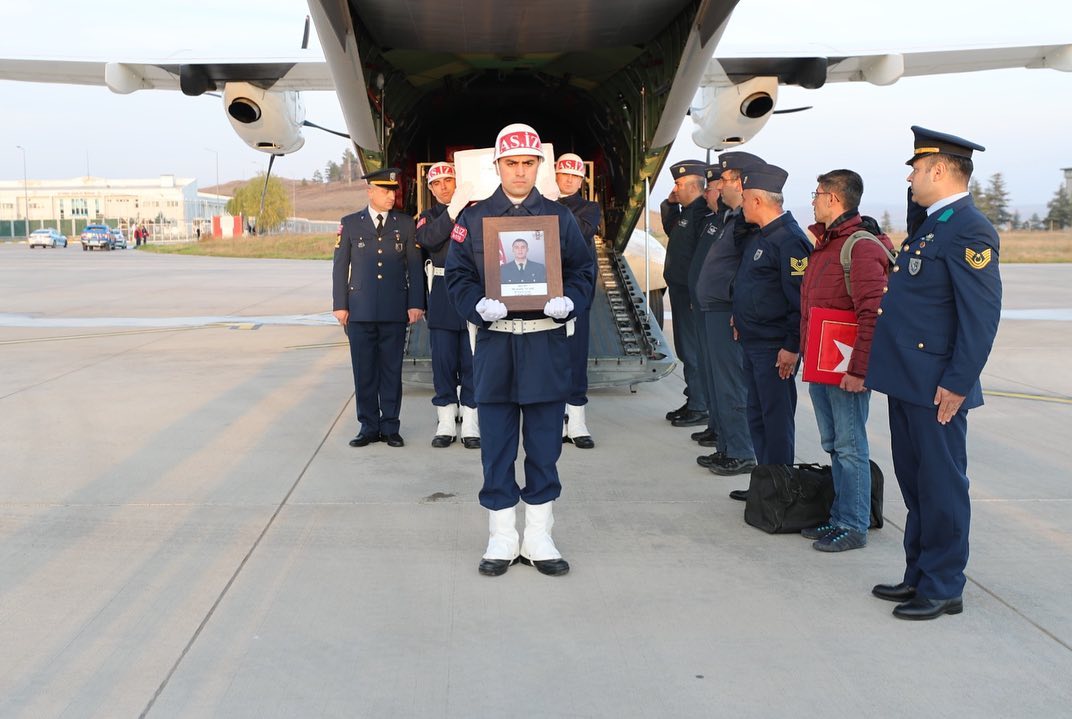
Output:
[866, 195, 1001, 409]
[332, 207, 424, 322]
[732, 211, 812, 352]
[445, 186, 596, 404]
[500, 260, 547, 284]
[696, 207, 753, 311]
[801, 212, 894, 378]
[687, 210, 725, 306]
[661, 196, 710, 287]
[417, 202, 465, 330]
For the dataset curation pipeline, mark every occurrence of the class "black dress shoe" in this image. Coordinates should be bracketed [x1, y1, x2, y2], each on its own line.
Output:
[381, 432, 405, 447]
[461, 436, 481, 449]
[665, 401, 689, 421]
[671, 410, 709, 427]
[519, 555, 570, 576]
[892, 596, 963, 620]
[691, 428, 716, 442]
[348, 433, 380, 447]
[478, 556, 519, 577]
[729, 489, 749, 501]
[568, 435, 595, 449]
[697, 436, 719, 448]
[872, 582, 917, 603]
[430, 434, 454, 448]
[696, 452, 724, 468]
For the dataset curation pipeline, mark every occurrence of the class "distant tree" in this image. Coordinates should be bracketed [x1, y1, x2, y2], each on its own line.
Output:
[970, 178, 990, 220]
[312, 169, 324, 183]
[301, 178, 308, 187]
[1029, 212, 1043, 231]
[1010, 210, 1022, 231]
[326, 161, 342, 182]
[983, 173, 1012, 228]
[226, 174, 292, 232]
[880, 210, 893, 234]
[1045, 187, 1072, 230]
[342, 148, 359, 182]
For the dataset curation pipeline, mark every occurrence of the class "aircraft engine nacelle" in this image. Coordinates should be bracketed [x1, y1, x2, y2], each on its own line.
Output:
[223, 82, 306, 155]
[689, 76, 779, 150]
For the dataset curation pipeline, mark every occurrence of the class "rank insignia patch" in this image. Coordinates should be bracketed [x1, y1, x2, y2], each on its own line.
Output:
[908, 257, 922, 275]
[965, 247, 992, 269]
[753, 248, 763, 261]
[790, 257, 807, 276]
[416, 216, 427, 229]
[450, 224, 467, 243]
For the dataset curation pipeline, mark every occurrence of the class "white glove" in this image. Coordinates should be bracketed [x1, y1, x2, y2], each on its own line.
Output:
[543, 296, 574, 319]
[543, 184, 561, 201]
[476, 297, 508, 322]
[447, 181, 474, 221]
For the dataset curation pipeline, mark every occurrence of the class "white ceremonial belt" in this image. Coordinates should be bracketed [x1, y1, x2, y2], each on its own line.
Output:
[431, 267, 445, 276]
[488, 318, 561, 334]
[488, 318, 575, 336]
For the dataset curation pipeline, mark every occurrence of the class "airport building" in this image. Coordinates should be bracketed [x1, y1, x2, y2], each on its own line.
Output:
[0, 174, 228, 239]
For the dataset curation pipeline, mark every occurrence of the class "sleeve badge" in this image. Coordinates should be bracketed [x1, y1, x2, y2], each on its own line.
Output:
[965, 247, 992, 269]
[416, 216, 427, 229]
[790, 257, 808, 276]
[451, 224, 468, 243]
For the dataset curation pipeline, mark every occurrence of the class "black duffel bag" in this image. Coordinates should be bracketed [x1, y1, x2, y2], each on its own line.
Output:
[743, 461, 884, 534]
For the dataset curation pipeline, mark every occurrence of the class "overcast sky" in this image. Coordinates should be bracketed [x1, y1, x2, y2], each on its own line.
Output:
[2, 0, 1070, 219]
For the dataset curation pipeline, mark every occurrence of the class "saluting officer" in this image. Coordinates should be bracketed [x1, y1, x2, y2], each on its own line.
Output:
[332, 168, 425, 448]
[416, 161, 480, 449]
[445, 123, 595, 578]
[729, 163, 812, 500]
[661, 160, 711, 427]
[867, 127, 1001, 620]
[555, 152, 603, 449]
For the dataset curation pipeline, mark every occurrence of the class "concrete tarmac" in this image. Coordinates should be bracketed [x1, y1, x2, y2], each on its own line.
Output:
[1, 244, 1070, 718]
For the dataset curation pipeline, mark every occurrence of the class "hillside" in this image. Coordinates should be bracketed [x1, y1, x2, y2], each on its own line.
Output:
[203, 177, 370, 221]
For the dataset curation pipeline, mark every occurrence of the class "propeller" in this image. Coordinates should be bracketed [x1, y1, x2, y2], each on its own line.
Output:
[301, 15, 311, 50]
[254, 153, 282, 234]
[303, 119, 350, 140]
[773, 106, 813, 115]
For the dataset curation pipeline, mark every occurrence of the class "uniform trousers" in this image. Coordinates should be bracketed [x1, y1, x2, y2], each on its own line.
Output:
[693, 303, 715, 429]
[477, 400, 565, 511]
[667, 282, 707, 412]
[429, 327, 475, 408]
[887, 397, 971, 600]
[741, 342, 797, 465]
[566, 308, 591, 406]
[347, 321, 406, 436]
[703, 310, 754, 460]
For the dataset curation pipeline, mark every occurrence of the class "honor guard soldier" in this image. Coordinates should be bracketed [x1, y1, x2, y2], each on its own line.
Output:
[694, 152, 764, 478]
[332, 168, 425, 448]
[661, 160, 712, 427]
[555, 152, 603, 449]
[445, 123, 596, 577]
[729, 163, 812, 500]
[416, 161, 480, 449]
[867, 127, 1001, 620]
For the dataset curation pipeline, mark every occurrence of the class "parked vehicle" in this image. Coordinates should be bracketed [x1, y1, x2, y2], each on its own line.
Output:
[80, 225, 115, 251]
[112, 229, 127, 249]
[28, 228, 68, 248]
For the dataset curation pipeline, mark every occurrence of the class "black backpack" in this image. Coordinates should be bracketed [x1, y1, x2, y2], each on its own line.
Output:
[743, 462, 884, 534]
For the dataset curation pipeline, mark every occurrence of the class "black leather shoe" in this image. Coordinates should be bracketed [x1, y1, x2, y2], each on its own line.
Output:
[729, 489, 749, 501]
[665, 402, 689, 421]
[519, 555, 570, 576]
[872, 582, 918, 603]
[671, 410, 709, 427]
[892, 596, 963, 620]
[696, 452, 724, 468]
[348, 433, 379, 447]
[568, 435, 595, 449]
[461, 436, 480, 449]
[478, 556, 519, 577]
[691, 428, 716, 442]
[381, 432, 405, 447]
[697, 436, 719, 448]
[430, 434, 454, 448]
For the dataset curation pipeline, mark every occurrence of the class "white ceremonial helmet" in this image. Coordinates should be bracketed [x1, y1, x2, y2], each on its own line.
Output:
[426, 162, 455, 184]
[492, 123, 544, 162]
[555, 153, 586, 177]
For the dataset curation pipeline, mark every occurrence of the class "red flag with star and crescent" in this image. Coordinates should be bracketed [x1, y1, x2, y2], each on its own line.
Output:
[802, 308, 858, 385]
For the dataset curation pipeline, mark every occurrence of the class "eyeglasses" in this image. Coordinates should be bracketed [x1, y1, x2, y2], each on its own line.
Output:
[811, 191, 833, 200]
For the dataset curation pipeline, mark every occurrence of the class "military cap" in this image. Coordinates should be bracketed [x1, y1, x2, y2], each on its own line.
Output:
[705, 164, 720, 182]
[717, 151, 765, 172]
[669, 160, 707, 179]
[906, 126, 985, 165]
[494, 123, 544, 161]
[741, 163, 789, 193]
[363, 167, 401, 188]
[425, 162, 455, 184]
[555, 153, 586, 177]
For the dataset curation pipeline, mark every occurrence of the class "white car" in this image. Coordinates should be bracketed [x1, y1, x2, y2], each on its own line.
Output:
[28, 228, 68, 248]
[112, 229, 127, 249]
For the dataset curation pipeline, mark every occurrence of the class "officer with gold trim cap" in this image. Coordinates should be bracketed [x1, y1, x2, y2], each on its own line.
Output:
[332, 167, 424, 448]
[867, 126, 1001, 620]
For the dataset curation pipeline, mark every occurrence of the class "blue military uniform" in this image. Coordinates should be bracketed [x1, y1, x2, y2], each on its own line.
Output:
[332, 169, 424, 440]
[500, 258, 547, 284]
[662, 160, 711, 418]
[417, 201, 475, 410]
[732, 164, 812, 465]
[558, 190, 602, 407]
[445, 186, 595, 511]
[867, 127, 1002, 605]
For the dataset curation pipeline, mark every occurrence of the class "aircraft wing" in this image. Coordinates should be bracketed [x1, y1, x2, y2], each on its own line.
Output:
[0, 55, 334, 93]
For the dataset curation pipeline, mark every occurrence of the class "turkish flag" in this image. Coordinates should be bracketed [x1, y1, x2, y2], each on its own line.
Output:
[803, 308, 858, 385]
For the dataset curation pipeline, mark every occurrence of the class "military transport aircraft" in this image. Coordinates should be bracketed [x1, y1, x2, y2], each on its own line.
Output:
[2, 0, 1069, 387]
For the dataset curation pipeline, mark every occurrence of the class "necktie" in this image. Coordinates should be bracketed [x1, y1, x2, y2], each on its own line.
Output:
[375, 214, 384, 236]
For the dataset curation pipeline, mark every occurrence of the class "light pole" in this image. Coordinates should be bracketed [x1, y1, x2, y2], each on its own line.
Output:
[204, 148, 220, 214]
[16, 145, 29, 237]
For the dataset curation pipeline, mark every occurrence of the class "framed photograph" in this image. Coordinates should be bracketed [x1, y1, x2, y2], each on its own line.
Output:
[482, 215, 563, 311]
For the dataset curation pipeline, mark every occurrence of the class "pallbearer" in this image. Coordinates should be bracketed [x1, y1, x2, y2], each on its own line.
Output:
[416, 161, 479, 448]
[555, 152, 603, 449]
